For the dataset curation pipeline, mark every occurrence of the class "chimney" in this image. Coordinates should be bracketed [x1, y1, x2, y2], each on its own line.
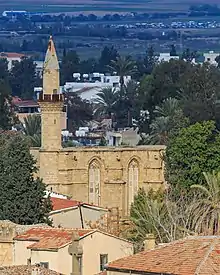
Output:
[31, 265, 40, 275]
[143, 234, 156, 250]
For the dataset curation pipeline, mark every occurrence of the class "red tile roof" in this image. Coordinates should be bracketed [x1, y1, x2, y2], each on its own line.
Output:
[51, 197, 80, 211]
[0, 52, 25, 58]
[107, 236, 220, 275]
[50, 197, 107, 212]
[0, 265, 61, 275]
[14, 227, 94, 250]
[12, 97, 39, 108]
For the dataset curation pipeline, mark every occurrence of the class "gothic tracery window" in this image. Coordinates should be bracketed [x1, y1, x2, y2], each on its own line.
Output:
[128, 159, 139, 206]
[89, 161, 101, 206]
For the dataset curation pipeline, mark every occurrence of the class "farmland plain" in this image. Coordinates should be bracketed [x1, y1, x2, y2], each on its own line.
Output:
[0, 0, 219, 14]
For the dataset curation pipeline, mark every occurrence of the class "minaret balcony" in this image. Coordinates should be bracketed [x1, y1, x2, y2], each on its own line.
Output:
[38, 92, 64, 102]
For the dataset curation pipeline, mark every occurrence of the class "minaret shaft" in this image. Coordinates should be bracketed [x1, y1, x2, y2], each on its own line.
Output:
[39, 36, 64, 151]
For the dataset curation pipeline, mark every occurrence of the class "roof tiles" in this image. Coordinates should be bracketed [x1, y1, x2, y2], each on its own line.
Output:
[107, 236, 220, 275]
[14, 227, 94, 250]
[51, 197, 80, 211]
[0, 265, 61, 275]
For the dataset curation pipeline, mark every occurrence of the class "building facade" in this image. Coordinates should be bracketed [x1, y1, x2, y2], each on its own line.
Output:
[14, 227, 133, 275]
[33, 37, 165, 216]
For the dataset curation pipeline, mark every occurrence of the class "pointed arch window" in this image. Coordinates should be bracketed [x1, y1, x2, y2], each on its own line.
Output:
[128, 159, 139, 206]
[89, 161, 101, 206]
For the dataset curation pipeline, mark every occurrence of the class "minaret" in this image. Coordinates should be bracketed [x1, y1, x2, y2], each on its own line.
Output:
[39, 36, 64, 150]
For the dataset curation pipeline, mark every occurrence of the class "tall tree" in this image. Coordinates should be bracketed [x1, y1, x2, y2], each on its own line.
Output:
[65, 93, 93, 133]
[94, 87, 119, 118]
[191, 171, 220, 235]
[170, 44, 177, 56]
[165, 121, 220, 191]
[108, 55, 136, 88]
[0, 79, 17, 130]
[143, 45, 157, 75]
[99, 46, 118, 72]
[181, 48, 198, 62]
[0, 133, 52, 225]
[0, 58, 9, 81]
[179, 63, 220, 127]
[60, 51, 80, 85]
[10, 57, 40, 99]
[21, 115, 41, 147]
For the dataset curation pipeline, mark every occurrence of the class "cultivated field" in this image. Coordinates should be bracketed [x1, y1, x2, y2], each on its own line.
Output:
[0, 0, 219, 14]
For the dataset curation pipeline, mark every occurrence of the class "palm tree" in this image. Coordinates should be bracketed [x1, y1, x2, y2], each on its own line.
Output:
[22, 115, 41, 147]
[123, 80, 139, 126]
[108, 56, 137, 88]
[190, 171, 220, 235]
[93, 88, 119, 118]
[148, 116, 170, 145]
[154, 98, 180, 117]
[144, 98, 181, 145]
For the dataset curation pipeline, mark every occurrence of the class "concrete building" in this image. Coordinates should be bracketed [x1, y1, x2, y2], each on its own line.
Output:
[0, 220, 49, 267]
[14, 227, 133, 275]
[63, 74, 131, 101]
[0, 52, 25, 70]
[158, 53, 179, 63]
[49, 197, 108, 229]
[203, 51, 219, 66]
[32, 36, 165, 217]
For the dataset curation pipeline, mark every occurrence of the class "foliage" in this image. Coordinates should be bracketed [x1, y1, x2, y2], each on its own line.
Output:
[108, 55, 137, 87]
[143, 98, 189, 145]
[99, 46, 118, 73]
[99, 136, 107, 146]
[165, 121, 220, 191]
[138, 59, 192, 123]
[170, 44, 177, 56]
[190, 171, 220, 235]
[181, 48, 198, 62]
[0, 79, 17, 130]
[65, 93, 93, 132]
[9, 57, 40, 99]
[179, 63, 220, 128]
[60, 51, 80, 84]
[129, 188, 197, 248]
[143, 45, 158, 75]
[93, 87, 119, 118]
[21, 115, 41, 147]
[0, 133, 52, 225]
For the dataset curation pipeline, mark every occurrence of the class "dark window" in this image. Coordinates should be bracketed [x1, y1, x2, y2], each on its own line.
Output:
[40, 262, 49, 269]
[100, 254, 108, 271]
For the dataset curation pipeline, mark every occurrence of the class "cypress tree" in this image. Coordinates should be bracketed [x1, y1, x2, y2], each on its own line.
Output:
[0, 133, 52, 225]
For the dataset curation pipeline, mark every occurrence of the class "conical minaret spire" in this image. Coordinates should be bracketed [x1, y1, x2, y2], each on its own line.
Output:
[43, 36, 60, 95]
[39, 36, 63, 151]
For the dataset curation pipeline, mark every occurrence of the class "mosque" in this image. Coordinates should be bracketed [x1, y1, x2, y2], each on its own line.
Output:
[31, 37, 165, 215]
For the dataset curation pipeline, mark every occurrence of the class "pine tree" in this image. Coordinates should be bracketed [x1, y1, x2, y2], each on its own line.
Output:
[0, 133, 52, 225]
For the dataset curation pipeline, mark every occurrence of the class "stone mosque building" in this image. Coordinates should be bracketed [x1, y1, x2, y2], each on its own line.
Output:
[31, 37, 165, 215]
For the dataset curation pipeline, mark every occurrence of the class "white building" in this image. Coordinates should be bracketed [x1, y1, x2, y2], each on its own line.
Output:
[158, 53, 179, 63]
[63, 73, 131, 101]
[203, 51, 219, 66]
[0, 52, 25, 70]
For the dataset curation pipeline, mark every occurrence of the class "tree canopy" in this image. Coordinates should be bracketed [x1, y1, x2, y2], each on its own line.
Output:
[165, 121, 220, 191]
[0, 133, 51, 224]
